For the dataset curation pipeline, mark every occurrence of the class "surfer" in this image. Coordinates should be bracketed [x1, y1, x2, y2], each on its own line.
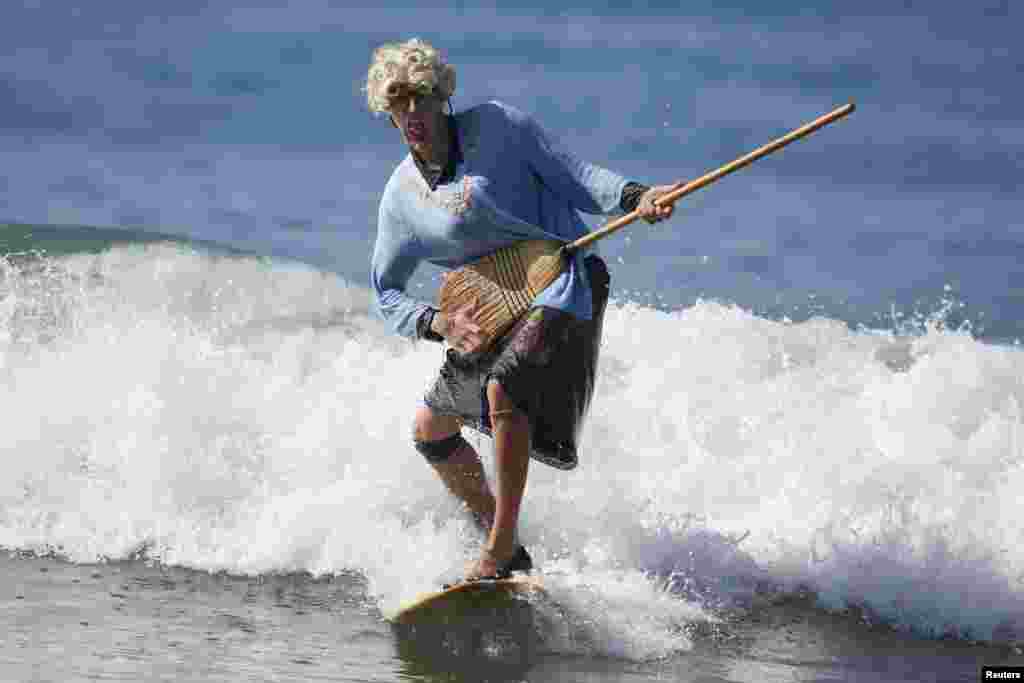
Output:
[366, 38, 676, 582]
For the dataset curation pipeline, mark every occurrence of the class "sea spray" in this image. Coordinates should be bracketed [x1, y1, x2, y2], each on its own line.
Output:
[1, 242, 1023, 654]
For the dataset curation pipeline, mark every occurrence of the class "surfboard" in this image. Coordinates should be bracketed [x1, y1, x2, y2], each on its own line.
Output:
[390, 574, 545, 624]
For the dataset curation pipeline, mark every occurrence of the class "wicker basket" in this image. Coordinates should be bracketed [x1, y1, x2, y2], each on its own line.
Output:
[438, 239, 565, 351]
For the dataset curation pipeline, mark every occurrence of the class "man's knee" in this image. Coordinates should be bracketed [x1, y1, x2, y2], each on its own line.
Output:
[413, 406, 466, 464]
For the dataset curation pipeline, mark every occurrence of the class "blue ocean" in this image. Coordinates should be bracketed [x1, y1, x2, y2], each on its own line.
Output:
[2, 2, 1023, 681]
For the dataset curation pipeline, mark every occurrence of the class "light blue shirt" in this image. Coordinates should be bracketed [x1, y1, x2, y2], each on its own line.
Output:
[371, 101, 629, 339]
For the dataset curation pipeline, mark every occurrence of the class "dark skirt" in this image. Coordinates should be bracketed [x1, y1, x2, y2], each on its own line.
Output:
[423, 255, 610, 470]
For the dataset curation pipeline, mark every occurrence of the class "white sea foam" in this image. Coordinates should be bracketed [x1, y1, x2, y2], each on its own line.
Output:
[1, 243, 1023, 655]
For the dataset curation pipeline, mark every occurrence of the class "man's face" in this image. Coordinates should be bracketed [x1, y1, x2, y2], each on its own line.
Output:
[388, 84, 444, 151]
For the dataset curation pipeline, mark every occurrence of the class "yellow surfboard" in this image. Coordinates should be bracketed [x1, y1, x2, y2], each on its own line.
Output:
[390, 575, 545, 624]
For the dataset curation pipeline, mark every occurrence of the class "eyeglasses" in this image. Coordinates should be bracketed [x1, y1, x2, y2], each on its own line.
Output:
[386, 84, 440, 113]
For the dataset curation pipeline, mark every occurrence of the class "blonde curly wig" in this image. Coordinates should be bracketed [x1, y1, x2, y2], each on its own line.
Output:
[365, 38, 456, 114]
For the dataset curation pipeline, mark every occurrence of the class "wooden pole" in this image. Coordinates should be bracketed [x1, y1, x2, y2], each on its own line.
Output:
[563, 102, 856, 255]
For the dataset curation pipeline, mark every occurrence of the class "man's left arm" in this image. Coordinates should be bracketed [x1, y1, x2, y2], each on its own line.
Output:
[507, 104, 628, 216]
[510, 104, 677, 222]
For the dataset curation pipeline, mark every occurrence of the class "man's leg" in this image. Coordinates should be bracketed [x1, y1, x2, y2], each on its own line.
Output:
[470, 379, 530, 577]
[413, 406, 495, 534]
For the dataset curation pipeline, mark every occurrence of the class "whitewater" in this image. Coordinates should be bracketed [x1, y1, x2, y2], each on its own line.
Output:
[1, 240, 1023, 660]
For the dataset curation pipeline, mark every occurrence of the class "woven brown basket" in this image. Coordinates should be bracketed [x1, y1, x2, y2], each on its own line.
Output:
[438, 239, 565, 351]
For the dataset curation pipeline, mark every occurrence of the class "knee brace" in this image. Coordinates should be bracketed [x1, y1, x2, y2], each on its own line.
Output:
[414, 432, 468, 464]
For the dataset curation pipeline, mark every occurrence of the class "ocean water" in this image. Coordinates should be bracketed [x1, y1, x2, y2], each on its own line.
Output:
[1, 225, 1023, 681]
[3, 3, 1023, 678]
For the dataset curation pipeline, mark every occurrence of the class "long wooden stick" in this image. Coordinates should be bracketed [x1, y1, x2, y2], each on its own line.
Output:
[563, 102, 856, 254]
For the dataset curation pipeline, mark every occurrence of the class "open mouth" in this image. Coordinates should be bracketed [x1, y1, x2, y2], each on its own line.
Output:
[407, 122, 426, 140]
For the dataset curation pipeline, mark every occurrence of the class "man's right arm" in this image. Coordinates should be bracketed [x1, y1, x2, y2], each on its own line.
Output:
[370, 202, 433, 340]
